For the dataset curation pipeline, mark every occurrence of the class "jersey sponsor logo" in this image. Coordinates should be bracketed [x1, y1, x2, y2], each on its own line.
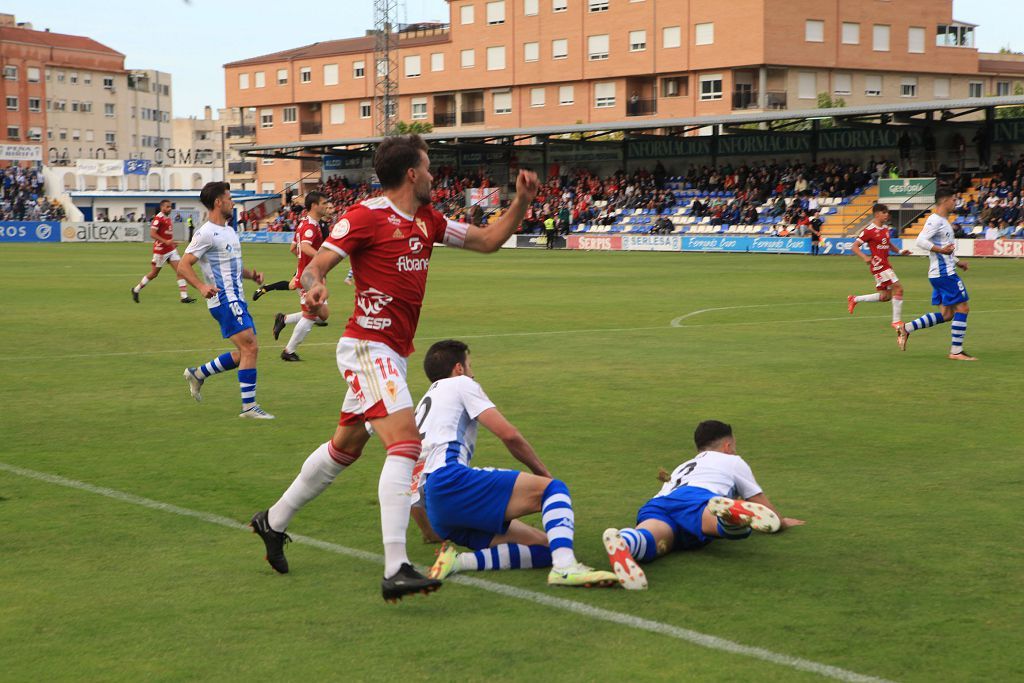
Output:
[356, 287, 393, 316]
[397, 255, 429, 272]
[387, 214, 402, 226]
[415, 217, 428, 238]
[332, 219, 350, 239]
[356, 315, 393, 330]
[408, 236, 424, 254]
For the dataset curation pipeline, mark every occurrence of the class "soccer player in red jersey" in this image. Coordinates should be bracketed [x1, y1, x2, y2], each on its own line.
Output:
[272, 192, 333, 361]
[251, 135, 539, 602]
[847, 203, 911, 328]
[131, 199, 196, 304]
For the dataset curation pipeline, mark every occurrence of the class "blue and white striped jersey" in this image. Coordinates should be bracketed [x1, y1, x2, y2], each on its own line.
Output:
[417, 376, 496, 476]
[916, 213, 958, 278]
[185, 221, 245, 309]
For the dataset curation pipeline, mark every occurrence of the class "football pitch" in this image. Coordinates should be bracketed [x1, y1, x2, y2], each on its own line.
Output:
[2, 243, 1022, 682]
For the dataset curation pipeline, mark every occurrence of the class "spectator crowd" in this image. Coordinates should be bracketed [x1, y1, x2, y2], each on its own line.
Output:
[0, 166, 65, 221]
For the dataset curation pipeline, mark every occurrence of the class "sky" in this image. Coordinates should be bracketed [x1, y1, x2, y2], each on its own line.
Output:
[4, 0, 1021, 119]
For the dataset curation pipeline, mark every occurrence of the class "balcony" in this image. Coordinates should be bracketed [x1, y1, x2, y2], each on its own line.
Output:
[766, 91, 787, 109]
[300, 121, 322, 135]
[228, 161, 255, 174]
[626, 98, 657, 116]
[731, 90, 788, 110]
[226, 125, 255, 138]
[461, 110, 484, 125]
[433, 112, 456, 127]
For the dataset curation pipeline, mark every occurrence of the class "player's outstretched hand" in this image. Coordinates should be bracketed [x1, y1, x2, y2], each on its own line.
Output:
[900, 249, 912, 256]
[957, 261, 969, 271]
[306, 283, 328, 307]
[199, 283, 220, 299]
[253, 271, 265, 285]
[780, 517, 806, 530]
[516, 169, 540, 203]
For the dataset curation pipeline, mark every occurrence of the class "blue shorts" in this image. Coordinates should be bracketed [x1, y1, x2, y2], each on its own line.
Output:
[423, 464, 520, 550]
[929, 275, 969, 306]
[209, 300, 255, 339]
[636, 486, 718, 551]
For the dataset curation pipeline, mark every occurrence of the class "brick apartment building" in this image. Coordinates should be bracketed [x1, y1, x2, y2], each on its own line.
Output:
[223, 0, 1024, 194]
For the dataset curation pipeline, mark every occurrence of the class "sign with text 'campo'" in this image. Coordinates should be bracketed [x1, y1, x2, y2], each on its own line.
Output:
[878, 178, 937, 205]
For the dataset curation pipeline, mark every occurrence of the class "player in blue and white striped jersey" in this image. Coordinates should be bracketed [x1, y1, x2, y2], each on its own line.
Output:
[897, 188, 975, 360]
[177, 182, 274, 418]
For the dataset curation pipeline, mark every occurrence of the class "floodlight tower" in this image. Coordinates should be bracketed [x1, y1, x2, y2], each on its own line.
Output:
[373, 0, 399, 137]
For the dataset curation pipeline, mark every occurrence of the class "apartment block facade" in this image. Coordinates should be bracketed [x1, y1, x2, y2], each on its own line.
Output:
[223, 0, 1024, 192]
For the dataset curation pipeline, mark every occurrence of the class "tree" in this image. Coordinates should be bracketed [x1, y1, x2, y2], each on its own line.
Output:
[393, 120, 433, 134]
[996, 83, 1024, 120]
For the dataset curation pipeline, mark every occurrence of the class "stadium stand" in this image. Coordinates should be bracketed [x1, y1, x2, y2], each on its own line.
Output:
[0, 166, 65, 221]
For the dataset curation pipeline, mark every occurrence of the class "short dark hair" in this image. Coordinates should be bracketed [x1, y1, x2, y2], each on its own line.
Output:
[694, 420, 733, 451]
[304, 191, 325, 211]
[423, 339, 469, 383]
[935, 187, 954, 204]
[200, 181, 231, 210]
[872, 203, 889, 214]
[159, 198, 171, 206]
[374, 134, 428, 190]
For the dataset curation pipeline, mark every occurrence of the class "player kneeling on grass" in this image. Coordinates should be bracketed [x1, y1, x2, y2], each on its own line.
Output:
[420, 340, 618, 588]
[604, 420, 804, 590]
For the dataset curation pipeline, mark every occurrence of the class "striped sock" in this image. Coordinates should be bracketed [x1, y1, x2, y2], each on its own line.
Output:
[905, 311, 947, 333]
[619, 528, 658, 562]
[177, 279, 189, 299]
[194, 351, 237, 379]
[458, 544, 552, 571]
[716, 519, 753, 540]
[541, 480, 576, 569]
[238, 368, 257, 409]
[950, 312, 968, 354]
[133, 275, 150, 292]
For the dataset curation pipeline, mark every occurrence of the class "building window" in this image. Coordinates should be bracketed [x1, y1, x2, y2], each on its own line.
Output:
[805, 20, 824, 43]
[103, 76, 114, 89]
[7, 126, 19, 139]
[933, 78, 950, 99]
[431, 53, 444, 71]
[524, 41, 539, 62]
[798, 72, 817, 99]
[360, 101, 372, 118]
[27, 67, 40, 83]
[300, 67, 312, 83]
[27, 127, 41, 141]
[330, 103, 345, 124]
[841, 22, 859, 45]
[261, 183, 275, 193]
[531, 87, 546, 107]
[589, 0, 609, 12]
[553, 0, 567, 11]
[5, 96, 16, 111]
[629, 30, 647, 52]
[105, 132, 116, 145]
[411, 98, 428, 120]
[106, 103, 117, 117]
[283, 106, 297, 123]
[277, 68, 288, 85]
[559, 85, 574, 105]
[493, 90, 512, 114]
[353, 61, 365, 78]
[70, 72, 78, 84]
[82, 101, 92, 113]
[72, 129, 80, 141]
[239, 73, 249, 89]
[487, 1, 505, 24]
[900, 77, 917, 97]
[661, 76, 687, 97]
[57, 71, 66, 83]
[28, 97, 41, 112]
[85, 130, 94, 142]
[936, 24, 974, 48]
[59, 129, 67, 140]
[3, 66, 17, 80]
[260, 109, 273, 127]
[487, 46, 506, 70]
[996, 81, 1011, 96]
[833, 73, 852, 95]
[524, 0, 538, 15]
[968, 81, 983, 98]
[873, 24, 890, 51]
[461, 49, 476, 68]
[552, 39, 568, 60]
[83, 72, 92, 85]
[71, 100, 80, 112]
[699, 74, 722, 101]
[460, 4, 474, 24]
[594, 81, 616, 108]
[376, 59, 389, 78]
[864, 74, 882, 96]
[45, 69, 51, 82]
[663, 26, 681, 49]
[254, 71, 265, 88]
[588, 34, 609, 60]
[908, 27, 925, 54]
[404, 55, 421, 78]
[695, 23, 714, 46]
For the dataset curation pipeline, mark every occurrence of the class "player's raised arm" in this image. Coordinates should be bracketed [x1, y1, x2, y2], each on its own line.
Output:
[743, 492, 805, 531]
[477, 407, 551, 477]
[461, 170, 540, 253]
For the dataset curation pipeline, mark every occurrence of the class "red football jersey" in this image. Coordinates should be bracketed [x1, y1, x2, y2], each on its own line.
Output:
[857, 224, 895, 274]
[295, 215, 324, 283]
[322, 196, 469, 356]
[151, 213, 174, 254]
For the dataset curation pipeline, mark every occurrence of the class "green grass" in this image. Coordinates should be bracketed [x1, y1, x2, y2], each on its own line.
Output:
[1, 243, 1022, 682]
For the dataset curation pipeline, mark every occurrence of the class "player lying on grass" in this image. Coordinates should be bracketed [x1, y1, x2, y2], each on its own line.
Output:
[420, 340, 618, 588]
[603, 420, 804, 590]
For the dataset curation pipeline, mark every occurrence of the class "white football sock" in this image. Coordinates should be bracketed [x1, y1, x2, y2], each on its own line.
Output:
[177, 279, 189, 298]
[134, 275, 150, 292]
[284, 317, 315, 353]
[267, 442, 351, 531]
[379, 455, 415, 577]
[854, 293, 882, 303]
[892, 297, 903, 322]
[283, 312, 303, 325]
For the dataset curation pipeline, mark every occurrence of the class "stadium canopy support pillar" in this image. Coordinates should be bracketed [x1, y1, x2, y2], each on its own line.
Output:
[811, 119, 820, 163]
[711, 125, 720, 167]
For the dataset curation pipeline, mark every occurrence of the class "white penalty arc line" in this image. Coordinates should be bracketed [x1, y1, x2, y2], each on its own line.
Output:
[0, 461, 891, 683]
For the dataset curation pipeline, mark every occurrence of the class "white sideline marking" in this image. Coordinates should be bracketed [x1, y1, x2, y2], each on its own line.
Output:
[0, 461, 892, 683]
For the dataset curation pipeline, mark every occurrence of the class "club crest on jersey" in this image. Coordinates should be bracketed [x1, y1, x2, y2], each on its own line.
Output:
[331, 219, 350, 239]
[384, 380, 398, 401]
[415, 218, 428, 238]
[356, 287, 393, 316]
